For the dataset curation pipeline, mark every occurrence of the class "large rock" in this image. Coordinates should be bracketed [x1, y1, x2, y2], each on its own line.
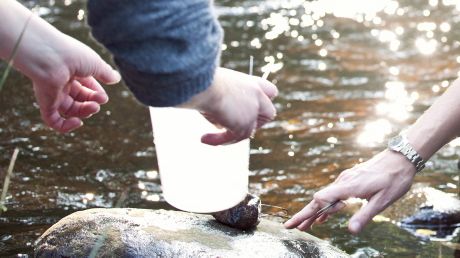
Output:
[381, 184, 460, 224]
[344, 183, 460, 239]
[35, 208, 349, 258]
[386, 184, 460, 239]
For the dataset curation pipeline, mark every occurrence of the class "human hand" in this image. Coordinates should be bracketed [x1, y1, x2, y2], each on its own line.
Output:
[284, 150, 417, 234]
[1, 3, 120, 133]
[26, 34, 121, 133]
[181, 67, 278, 145]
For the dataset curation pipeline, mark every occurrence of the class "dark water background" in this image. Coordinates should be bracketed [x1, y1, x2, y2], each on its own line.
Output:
[2, 0, 460, 256]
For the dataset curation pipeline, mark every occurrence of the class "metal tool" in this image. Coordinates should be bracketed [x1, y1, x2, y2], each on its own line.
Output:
[310, 200, 341, 221]
[249, 55, 254, 75]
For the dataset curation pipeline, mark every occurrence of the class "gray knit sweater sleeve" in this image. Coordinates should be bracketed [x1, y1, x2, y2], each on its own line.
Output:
[87, 0, 222, 107]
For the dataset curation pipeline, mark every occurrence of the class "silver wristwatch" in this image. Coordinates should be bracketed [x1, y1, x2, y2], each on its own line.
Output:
[387, 134, 425, 173]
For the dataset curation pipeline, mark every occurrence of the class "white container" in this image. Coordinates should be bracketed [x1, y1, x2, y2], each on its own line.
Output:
[149, 107, 249, 213]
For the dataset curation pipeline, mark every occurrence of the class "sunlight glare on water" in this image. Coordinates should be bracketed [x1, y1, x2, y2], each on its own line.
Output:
[304, 0, 395, 19]
[415, 38, 438, 55]
[357, 119, 392, 147]
[376, 81, 417, 122]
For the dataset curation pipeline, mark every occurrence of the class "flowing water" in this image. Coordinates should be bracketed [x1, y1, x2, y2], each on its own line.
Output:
[2, 0, 460, 256]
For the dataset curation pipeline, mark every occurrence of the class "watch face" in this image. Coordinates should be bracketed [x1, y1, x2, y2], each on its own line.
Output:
[388, 135, 403, 149]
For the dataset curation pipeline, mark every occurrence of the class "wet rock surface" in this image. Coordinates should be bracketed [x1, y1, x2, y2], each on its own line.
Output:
[400, 205, 460, 228]
[212, 193, 261, 230]
[382, 184, 460, 224]
[388, 184, 460, 239]
[34, 208, 349, 258]
[345, 183, 460, 239]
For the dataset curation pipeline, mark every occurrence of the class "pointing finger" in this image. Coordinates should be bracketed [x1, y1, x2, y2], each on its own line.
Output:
[284, 201, 320, 229]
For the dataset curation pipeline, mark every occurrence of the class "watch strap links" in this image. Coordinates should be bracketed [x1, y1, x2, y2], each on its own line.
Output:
[388, 134, 426, 173]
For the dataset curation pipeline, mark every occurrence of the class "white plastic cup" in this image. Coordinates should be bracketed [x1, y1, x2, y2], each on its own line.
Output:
[149, 107, 249, 213]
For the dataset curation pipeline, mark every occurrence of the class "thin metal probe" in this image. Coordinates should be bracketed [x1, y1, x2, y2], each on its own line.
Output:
[311, 200, 341, 221]
[249, 55, 254, 75]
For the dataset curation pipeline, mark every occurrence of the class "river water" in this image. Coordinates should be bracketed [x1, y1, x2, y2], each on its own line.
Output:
[2, 0, 460, 257]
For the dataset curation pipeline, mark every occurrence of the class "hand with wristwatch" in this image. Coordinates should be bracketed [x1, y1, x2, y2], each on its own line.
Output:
[285, 77, 460, 234]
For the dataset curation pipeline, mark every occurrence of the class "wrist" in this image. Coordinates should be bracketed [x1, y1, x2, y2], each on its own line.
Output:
[179, 68, 223, 112]
[388, 133, 426, 173]
[16, 22, 70, 85]
[380, 150, 417, 177]
[403, 81, 460, 160]
[0, 1, 69, 84]
[404, 126, 437, 161]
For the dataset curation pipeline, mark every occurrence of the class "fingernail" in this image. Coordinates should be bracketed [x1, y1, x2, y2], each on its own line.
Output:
[112, 70, 121, 82]
[283, 220, 292, 228]
[337, 202, 346, 210]
[349, 221, 361, 233]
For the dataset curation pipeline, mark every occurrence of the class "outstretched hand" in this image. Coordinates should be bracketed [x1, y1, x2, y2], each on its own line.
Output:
[182, 67, 278, 145]
[284, 150, 416, 234]
[29, 34, 120, 133]
[2, 7, 121, 133]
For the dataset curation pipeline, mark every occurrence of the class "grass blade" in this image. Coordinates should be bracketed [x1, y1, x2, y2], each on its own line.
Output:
[0, 148, 20, 215]
[0, 14, 32, 91]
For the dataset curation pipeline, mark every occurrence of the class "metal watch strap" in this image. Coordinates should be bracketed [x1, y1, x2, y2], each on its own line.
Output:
[388, 135, 426, 173]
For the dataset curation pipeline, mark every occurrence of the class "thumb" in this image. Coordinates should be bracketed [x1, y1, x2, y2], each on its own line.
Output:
[201, 131, 237, 146]
[91, 59, 121, 85]
[348, 194, 384, 234]
[201, 125, 254, 146]
[74, 54, 121, 85]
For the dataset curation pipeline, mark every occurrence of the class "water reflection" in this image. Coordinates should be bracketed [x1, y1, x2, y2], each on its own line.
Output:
[442, 0, 460, 9]
[416, 38, 438, 55]
[357, 119, 392, 147]
[358, 79, 419, 146]
[372, 29, 400, 51]
[3, 0, 460, 256]
[378, 81, 417, 121]
[76, 9, 84, 21]
[304, 0, 395, 20]
[262, 12, 291, 40]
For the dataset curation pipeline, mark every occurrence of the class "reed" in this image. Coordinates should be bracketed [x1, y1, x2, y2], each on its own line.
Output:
[0, 14, 31, 216]
[0, 148, 20, 215]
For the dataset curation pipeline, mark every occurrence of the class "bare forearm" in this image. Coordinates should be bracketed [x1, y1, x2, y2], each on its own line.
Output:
[0, 0, 30, 60]
[407, 78, 460, 160]
[0, 0, 65, 79]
